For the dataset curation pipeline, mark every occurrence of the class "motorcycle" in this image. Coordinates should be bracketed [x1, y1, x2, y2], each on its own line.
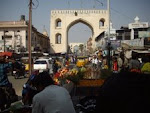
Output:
[22, 71, 39, 105]
[13, 61, 26, 79]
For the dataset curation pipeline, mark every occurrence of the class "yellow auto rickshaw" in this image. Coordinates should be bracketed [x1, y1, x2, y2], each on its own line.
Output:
[21, 57, 30, 73]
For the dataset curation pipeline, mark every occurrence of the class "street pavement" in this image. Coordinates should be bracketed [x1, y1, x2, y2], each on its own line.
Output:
[8, 75, 28, 97]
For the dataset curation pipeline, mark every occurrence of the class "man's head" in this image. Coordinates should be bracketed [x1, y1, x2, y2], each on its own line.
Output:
[32, 71, 54, 91]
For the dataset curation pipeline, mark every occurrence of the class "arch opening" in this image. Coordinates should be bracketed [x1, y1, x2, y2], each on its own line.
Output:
[55, 18, 62, 28]
[99, 18, 105, 27]
[67, 19, 93, 44]
[55, 33, 61, 44]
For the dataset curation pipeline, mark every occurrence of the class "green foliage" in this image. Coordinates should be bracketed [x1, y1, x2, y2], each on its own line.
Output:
[79, 44, 84, 52]
[80, 66, 86, 73]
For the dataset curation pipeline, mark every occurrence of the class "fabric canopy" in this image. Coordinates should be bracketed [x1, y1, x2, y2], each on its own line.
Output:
[0, 52, 12, 57]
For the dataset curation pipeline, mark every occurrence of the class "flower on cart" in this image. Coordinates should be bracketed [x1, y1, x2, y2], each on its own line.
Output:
[53, 66, 88, 85]
[53, 67, 70, 85]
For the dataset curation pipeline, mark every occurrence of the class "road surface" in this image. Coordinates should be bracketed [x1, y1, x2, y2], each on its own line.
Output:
[8, 75, 28, 97]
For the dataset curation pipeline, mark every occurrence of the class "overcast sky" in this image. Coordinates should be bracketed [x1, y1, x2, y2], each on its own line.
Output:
[0, 0, 150, 43]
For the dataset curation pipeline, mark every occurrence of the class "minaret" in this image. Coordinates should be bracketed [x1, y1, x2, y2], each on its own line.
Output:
[134, 16, 140, 23]
[43, 26, 48, 37]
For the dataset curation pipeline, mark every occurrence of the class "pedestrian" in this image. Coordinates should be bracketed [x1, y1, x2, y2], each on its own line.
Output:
[129, 53, 141, 73]
[140, 57, 150, 74]
[22, 70, 39, 105]
[32, 71, 76, 113]
[0, 56, 18, 111]
[52, 59, 59, 75]
[12, 58, 25, 78]
[101, 56, 108, 69]
[0, 56, 11, 87]
[62, 56, 66, 67]
[112, 56, 118, 73]
[117, 55, 123, 72]
[95, 71, 150, 113]
[92, 55, 98, 68]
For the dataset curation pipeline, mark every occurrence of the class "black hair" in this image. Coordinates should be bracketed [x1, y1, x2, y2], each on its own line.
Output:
[95, 71, 150, 113]
[142, 57, 149, 63]
[32, 71, 54, 88]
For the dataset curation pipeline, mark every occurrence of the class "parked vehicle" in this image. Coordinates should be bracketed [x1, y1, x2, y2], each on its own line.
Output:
[33, 58, 53, 75]
[21, 57, 34, 74]
[13, 61, 26, 79]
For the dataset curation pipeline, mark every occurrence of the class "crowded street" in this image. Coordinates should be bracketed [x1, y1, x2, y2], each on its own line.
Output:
[1, 0, 150, 113]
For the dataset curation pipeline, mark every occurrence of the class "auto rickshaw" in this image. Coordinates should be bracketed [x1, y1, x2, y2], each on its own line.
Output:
[21, 57, 30, 74]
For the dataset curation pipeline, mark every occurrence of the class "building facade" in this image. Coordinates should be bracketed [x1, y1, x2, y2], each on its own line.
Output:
[0, 16, 50, 53]
[69, 42, 84, 54]
[95, 16, 150, 54]
[95, 22, 118, 50]
[116, 16, 150, 49]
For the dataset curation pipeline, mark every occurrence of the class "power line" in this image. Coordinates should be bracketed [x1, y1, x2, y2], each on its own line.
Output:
[111, 8, 133, 21]
[95, 0, 133, 21]
[95, 0, 103, 6]
[67, 0, 70, 9]
[32, 0, 39, 9]
[81, 0, 83, 9]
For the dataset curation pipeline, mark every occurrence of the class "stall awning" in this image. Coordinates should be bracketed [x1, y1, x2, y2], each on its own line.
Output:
[132, 50, 150, 54]
[95, 31, 105, 41]
[0, 52, 12, 57]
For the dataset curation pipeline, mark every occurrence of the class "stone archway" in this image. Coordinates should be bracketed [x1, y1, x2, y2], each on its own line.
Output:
[50, 10, 108, 53]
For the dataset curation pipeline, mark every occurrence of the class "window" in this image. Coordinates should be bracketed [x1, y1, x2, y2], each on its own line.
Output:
[134, 29, 138, 39]
[34, 61, 47, 64]
[56, 34, 61, 44]
[125, 32, 131, 40]
[99, 18, 105, 27]
[56, 19, 61, 28]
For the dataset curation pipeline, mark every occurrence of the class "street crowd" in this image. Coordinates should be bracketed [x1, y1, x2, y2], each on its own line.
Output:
[90, 50, 150, 74]
[0, 50, 150, 113]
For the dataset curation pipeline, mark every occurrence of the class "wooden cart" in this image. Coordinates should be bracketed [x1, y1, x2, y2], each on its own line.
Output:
[71, 79, 105, 97]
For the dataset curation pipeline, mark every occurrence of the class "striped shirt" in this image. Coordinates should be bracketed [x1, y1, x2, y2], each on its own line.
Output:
[0, 63, 11, 86]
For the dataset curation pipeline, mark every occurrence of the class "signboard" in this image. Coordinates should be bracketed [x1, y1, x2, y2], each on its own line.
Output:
[129, 22, 149, 29]
[105, 33, 117, 37]
[121, 38, 144, 47]
[139, 31, 150, 38]
[110, 40, 121, 50]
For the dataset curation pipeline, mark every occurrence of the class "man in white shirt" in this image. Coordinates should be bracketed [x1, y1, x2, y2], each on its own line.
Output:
[92, 55, 98, 68]
[32, 71, 76, 113]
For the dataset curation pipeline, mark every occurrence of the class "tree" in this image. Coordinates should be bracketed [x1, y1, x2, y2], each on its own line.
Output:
[79, 44, 84, 55]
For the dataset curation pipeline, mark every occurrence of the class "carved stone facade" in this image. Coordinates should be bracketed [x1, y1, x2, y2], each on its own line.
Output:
[50, 9, 109, 53]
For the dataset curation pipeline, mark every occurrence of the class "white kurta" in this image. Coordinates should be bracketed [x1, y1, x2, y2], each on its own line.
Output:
[32, 85, 76, 113]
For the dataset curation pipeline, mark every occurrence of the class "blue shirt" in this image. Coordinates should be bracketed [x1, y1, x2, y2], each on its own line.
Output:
[0, 63, 11, 86]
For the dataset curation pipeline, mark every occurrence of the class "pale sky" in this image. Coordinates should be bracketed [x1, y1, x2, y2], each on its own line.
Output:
[0, 0, 150, 43]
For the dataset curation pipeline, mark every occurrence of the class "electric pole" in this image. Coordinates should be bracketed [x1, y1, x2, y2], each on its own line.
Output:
[107, 0, 111, 69]
[3, 31, 6, 52]
[28, 0, 32, 76]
